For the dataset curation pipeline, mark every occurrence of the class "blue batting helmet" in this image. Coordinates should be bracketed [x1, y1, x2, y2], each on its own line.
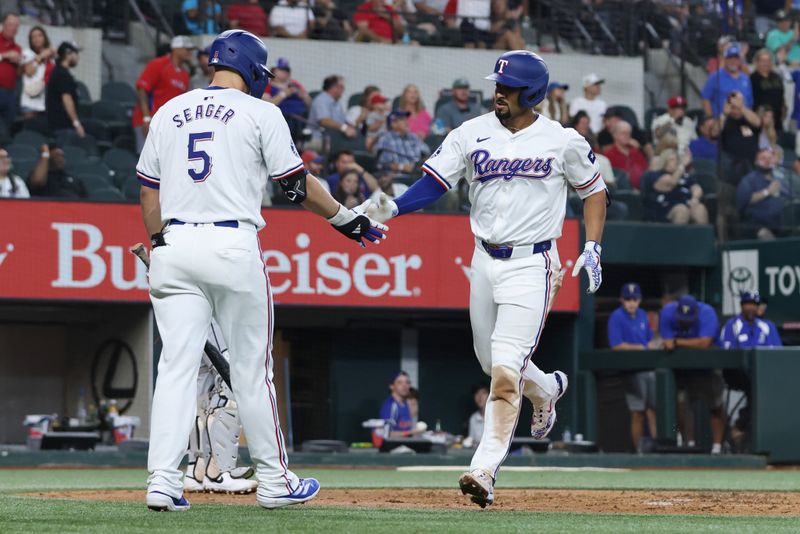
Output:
[208, 30, 273, 97]
[485, 50, 549, 109]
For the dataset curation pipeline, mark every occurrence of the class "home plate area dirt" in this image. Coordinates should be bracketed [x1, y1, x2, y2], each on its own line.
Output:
[27, 488, 800, 516]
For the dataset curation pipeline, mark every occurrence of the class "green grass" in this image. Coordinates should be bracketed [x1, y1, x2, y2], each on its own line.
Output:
[1, 468, 799, 533]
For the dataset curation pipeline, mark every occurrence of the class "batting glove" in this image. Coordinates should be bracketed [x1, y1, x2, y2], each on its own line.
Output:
[571, 241, 602, 294]
[327, 202, 389, 248]
[365, 193, 399, 224]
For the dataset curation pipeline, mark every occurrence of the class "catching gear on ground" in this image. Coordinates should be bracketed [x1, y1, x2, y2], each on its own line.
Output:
[572, 241, 602, 293]
[485, 50, 549, 108]
[208, 30, 273, 97]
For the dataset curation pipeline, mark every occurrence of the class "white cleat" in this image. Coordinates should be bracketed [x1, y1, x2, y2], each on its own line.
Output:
[458, 469, 495, 508]
[183, 474, 205, 493]
[531, 371, 568, 440]
[203, 472, 258, 494]
[146, 491, 191, 512]
[257, 478, 321, 509]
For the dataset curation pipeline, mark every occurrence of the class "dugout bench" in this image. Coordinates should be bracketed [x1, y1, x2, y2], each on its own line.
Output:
[578, 348, 800, 463]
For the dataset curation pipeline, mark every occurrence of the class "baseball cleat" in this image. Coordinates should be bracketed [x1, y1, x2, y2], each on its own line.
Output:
[146, 491, 191, 512]
[183, 474, 205, 493]
[257, 477, 321, 509]
[531, 371, 568, 440]
[459, 469, 494, 508]
[204, 472, 258, 494]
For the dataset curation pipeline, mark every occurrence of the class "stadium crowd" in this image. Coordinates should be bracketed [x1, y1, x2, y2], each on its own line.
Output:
[0, 3, 799, 243]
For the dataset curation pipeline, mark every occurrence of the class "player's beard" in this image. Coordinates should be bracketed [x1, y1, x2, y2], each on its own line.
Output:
[495, 107, 512, 122]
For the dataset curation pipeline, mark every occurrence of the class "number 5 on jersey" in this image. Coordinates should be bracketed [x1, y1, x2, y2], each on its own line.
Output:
[188, 131, 214, 182]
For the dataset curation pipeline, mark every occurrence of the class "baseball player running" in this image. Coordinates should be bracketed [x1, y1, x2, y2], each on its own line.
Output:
[183, 320, 257, 495]
[137, 30, 387, 512]
[367, 51, 607, 507]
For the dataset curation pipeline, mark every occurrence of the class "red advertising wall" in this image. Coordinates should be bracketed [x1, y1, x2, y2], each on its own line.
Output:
[0, 200, 580, 311]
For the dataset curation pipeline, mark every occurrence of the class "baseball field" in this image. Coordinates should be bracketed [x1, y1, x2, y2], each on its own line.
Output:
[2, 467, 799, 533]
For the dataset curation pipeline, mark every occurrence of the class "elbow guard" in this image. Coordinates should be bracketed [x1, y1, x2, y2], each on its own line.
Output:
[278, 170, 308, 204]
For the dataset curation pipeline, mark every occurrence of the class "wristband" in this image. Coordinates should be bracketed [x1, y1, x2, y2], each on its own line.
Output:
[585, 240, 602, 255]
[326, 204, 355, 226]
[41, 152, 50, 159]
[143, 116, 151, 123]
[72, 120, 81, 127]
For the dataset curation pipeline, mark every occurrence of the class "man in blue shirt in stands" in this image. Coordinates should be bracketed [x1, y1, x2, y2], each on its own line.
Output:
[702, 44, 753, 117]
[660, 294, 724, 453]
[608, 282, 658, 451]
[720, 291, 782, 348]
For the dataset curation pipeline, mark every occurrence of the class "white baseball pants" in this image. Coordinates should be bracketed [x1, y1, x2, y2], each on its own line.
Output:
[468, 242, 562, 479]
[146, 223, 298, 499]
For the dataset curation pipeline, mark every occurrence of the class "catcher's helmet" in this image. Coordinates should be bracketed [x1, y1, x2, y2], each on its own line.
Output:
[485, 50, 549, 109]
[208, 30, 273, 97]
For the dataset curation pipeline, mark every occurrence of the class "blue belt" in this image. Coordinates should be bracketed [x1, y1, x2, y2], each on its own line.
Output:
[170, 219, 239, 228]
[481, 240, 551, 259]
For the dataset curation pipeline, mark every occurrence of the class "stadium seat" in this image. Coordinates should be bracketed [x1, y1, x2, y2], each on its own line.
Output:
[112, 134, 137, 153]
[80, 173, 114, 192]
[348, 92, 362, 108]
[692, 158, 717, 177]
[434, 89, 483, 115]
[392, 95, 401, 111]
[20, 114, 49, 135]
[61, 133, 100, 157]
[612, 168, 632, 191]
[329, 131, 366, 153]
[6, 143, 39, 161]
[76, 80, 91, 102]
[424, 134, 445, 150]
[89, 187, 126, 202]
[82, 118, 111, 142]
[103, 148, 138, 173]
[11, 157, 36, 181]
[13, 130, 48, 148]
[686, 108, 704, 124]
[353, 150, 376, 173]
[613, 190, 643, 221]
[67, 160, 112, 180]
[778, 130, 795, 152]
[692, 172, 716, 195]
[101, 81, 137, 105]
[62, 145, 88, 163]
[91, 100, 130, 123]
[121, 177, 141, 201]
[309, 90, 321, 101]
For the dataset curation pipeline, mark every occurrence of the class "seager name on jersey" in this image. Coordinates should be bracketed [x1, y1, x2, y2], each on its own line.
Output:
[470, 149, 554, 183]
[172, 102, 235, 128]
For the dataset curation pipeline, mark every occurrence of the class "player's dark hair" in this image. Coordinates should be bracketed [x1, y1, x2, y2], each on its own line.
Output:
[322, 75, 341, 92]
[332, 149, 354, 163]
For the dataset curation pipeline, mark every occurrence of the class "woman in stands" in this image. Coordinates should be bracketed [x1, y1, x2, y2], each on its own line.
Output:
[642, 148, 708, 225]
[398, 83, 431, 140]
[333, 169, 365, 209]
[20, 26, 55, 120]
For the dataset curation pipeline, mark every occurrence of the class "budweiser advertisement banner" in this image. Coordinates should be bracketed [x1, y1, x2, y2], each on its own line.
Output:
[0, 200, 580, 311]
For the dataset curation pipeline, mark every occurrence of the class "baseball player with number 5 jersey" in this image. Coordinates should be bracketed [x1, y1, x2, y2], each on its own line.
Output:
[367, 51, 608, 507]
[137, 30, 387, 512]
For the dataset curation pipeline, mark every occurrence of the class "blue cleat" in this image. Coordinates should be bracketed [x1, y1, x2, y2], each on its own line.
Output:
[146, 491, 191, 512]
[257, 478, 321, 509]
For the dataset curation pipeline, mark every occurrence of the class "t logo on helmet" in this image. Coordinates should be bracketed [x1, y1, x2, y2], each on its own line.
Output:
[497, 59, 509, 74]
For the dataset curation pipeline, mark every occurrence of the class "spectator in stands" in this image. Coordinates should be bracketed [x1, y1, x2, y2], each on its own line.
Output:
[436, 77, 481, 133]
[374, 110, 430, 178]
[0, 13, 21, 127]
[751, 49, 785, 131]
[660, 294, 724, 454]
[642, 149, 708, 225]
[757, 105, 778, 151]
[263, 58, 312, 139]
[333, 168, 365, 208]
[701, 44, 753, 118]
[46, 42, 84, 142]
[192, 47, 214, 88]
[570, 110, 597, 151]
[325, 149, 378, 195]
[345, 84, 380, 130]
[353, 0, 405, 43]
[362, 92, 391, 147]
[765, 10, 800, 66]
[227, 0, 269, 36]
[0, 147, 29, 198]
[399, 83, 432, 139]
[652, 96, 696, 154]
[737, 147, 791, 240]
[309, 75, 357, 148]
[569, 73, 607, 134]
[28, 144, 87, 199]
[689, 115, 718, 161]
[310, 0, 354, 41]
[182, 0, 222, 34]
[603, 120, 648, 190]
[133, 36, 194, 152]
[466, 382, 489, 447]
[537, 82, 569, 125]
[598, 109, 653, 158]
[376, 371, 422, 441]
[302, 149, 326, 179]
[448, 0, 525, 50]
[270, 0, 315, 38]
[20, 26, 55, 120]
[719, 90, 761, 237]
[370, 169, 408, 201]
[720, 292, 782, 349]
[608, 282, 658, 452]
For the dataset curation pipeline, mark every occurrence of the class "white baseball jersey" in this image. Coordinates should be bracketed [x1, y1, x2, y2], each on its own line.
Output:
[422, 112, 606, 246]
[136, 87, 304, 230]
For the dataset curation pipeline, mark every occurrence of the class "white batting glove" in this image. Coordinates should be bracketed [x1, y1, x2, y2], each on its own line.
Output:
[364, 193, 399, 224]
[571, 241, 602, 294]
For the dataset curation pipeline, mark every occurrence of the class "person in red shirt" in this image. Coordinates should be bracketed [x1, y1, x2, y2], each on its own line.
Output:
[353, 0, 405, 44]
[0, 13, 21, 128]
[603, 120, 649, 190]
[133, 35, 195, 152]
[227, 0, 269, 36]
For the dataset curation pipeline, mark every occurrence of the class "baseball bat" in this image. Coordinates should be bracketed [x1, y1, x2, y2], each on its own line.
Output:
[130, 243, 233, 390]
